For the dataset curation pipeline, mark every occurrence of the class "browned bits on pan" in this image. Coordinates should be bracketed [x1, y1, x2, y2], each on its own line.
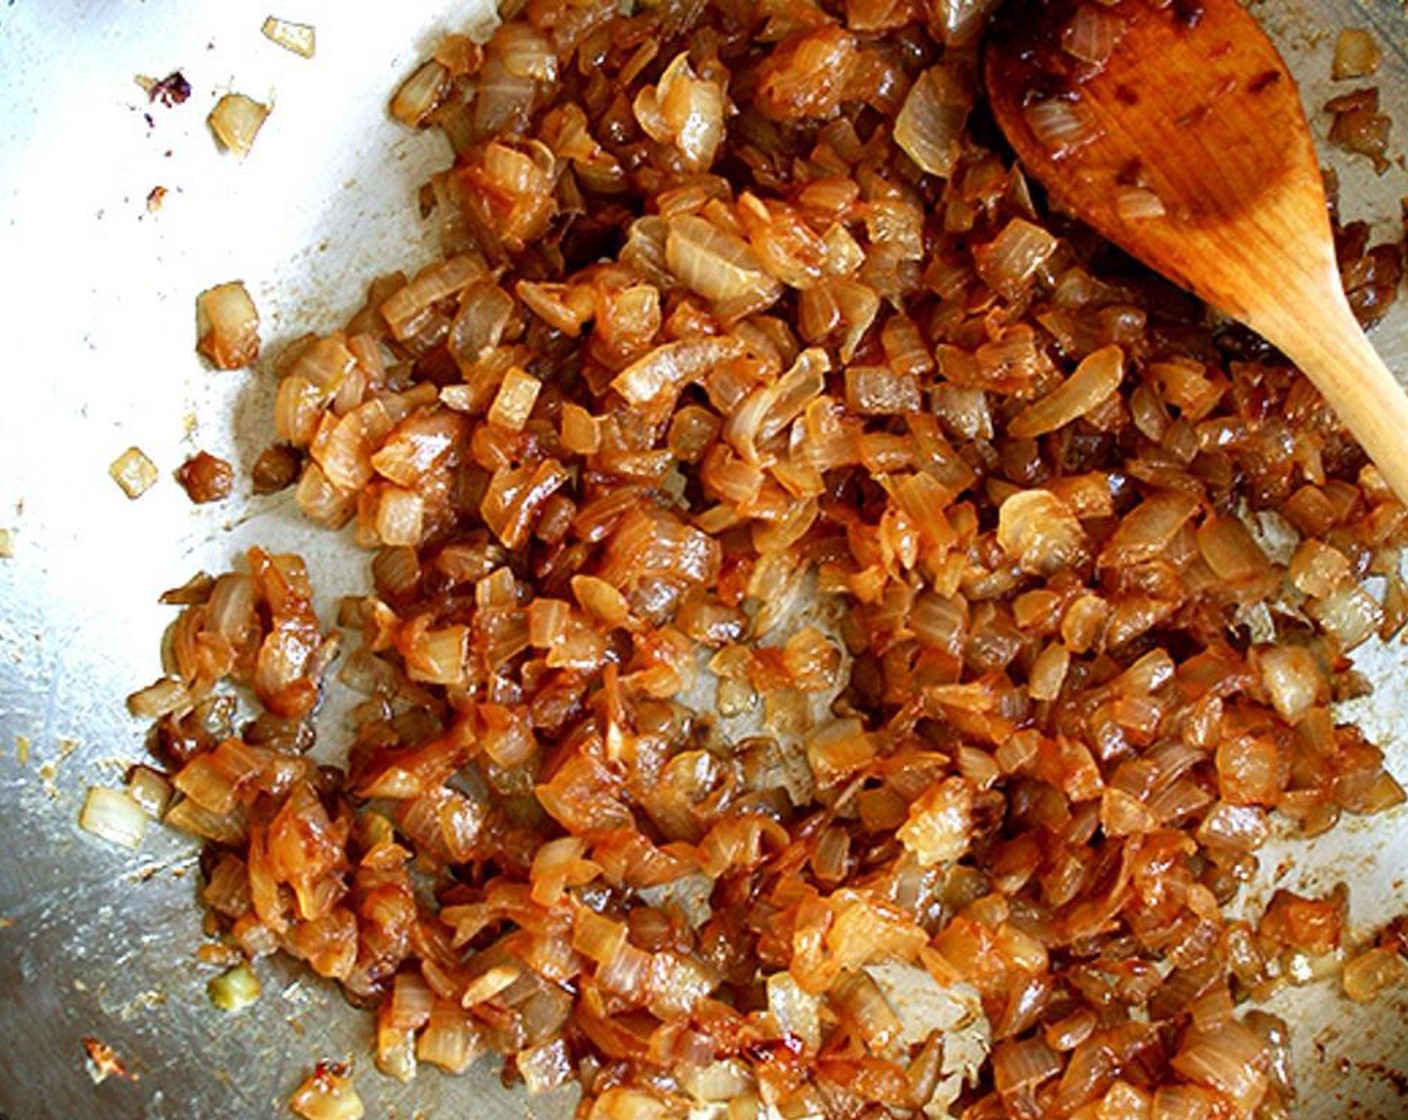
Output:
[144, 71, 191, 107]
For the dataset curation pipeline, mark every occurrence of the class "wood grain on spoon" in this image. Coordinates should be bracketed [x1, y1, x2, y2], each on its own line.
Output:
[985, 0, 1408, 502]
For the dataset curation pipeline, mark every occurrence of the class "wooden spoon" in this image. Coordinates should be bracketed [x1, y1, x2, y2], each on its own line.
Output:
[984, 0, 1408, 501]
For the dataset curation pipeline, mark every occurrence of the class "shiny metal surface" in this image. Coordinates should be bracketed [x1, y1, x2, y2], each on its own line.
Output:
[1, 1, 1407, 1116]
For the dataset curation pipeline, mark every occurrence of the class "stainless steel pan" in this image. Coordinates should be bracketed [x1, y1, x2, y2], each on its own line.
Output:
[1, 1, 1407, 1115]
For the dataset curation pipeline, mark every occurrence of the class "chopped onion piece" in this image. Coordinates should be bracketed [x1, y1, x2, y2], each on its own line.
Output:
[209, 94, 271, 158]
[1063, 5, 1125, 65]
[80, 788, 149, 850]
[1343, 946, 1407, 1003]
[208, 961, 261, 1011]
[262, 16, 316, 58]
[127, 767, 174, 820]
[997, 490, 1089, 576]
[897, 777, 973, 866]
[289, 1063, 364, 1120]
[197, 281, 261, 369]
[109, 447, 160, 499]
[1024, 96, 1102, 159]
[894, 64, 970, 178]
[1333, 29, 1381, 80]
[391, 60, 450, 127]
[1115, 186, 1167, 221]
[1009, 344, 1124, 438]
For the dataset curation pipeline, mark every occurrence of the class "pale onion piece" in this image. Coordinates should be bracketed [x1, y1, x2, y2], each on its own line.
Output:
[1100, 787, 1156, 837]
[1099, 491, 1200, 567]
[1289, 539, 1350, 597]
[126, 676, 193, 720]
[894, 64, 970, 178]
[289, 1065, 364, 1120]
[197, 281, 261, 369]
[208, 93, 270, 158]
[1309, 583, 1383, 649]
[494, 22, 557, 81]
[997, 490, 1089, 577]
[1028, 642, 1070, 701]
[488, 367, 541, 431]
[1024, 96, 1102, 159]
[571, 575, 632, 628]
[390, 59, 450, 127]
[208, 961, 261, 1011]
[677, 1060, 753, 1103]
[832, 970, 904, 1055]
[639, 54, 726, 172]
[370, 547, 417, 605]
[1333, 29, 1381, 80]
[664, 214, 780, 307]
[164, 796, 247, 845]
[1152, 1083, 1220, 1120]
[897, 776, 973, 866]
[375, 487, 425, 548]
[79, 788, 148, 850]
[931, 0, 999, 45]
[1115, 186, 1167, 221]
[0, 528, 11, 558]
[515, 281, 594, 336]
[1062, 4, 1125, 65]
[110, 447, 160, 499]
[822, 222, 865, 277]
[127, 767, 173, 820]
[845, 365, 921, 415]
[1342, 946, 1407, 1003]
[375, 1023, 417, 1083]
[1170, 1021, 1269, 1114]
[766, 971, 822, 1051]
[403, 624, 468, 685]
[519, 1038, 573, 1095]
[1196, 516, 1270, 582]
[992, 1037, 1063, 1097]
[611, 336, 744, 406]
[460, 963, 521, 1006]
[381, 255, 486, 341]
[973, 217, 1060, 299]
[1197, 802, 1270, 852]
[262, 16, 316, 58]
[588, 1089, 677, 1120]
[417, 1004, 482, 1073]
[1255, 645, 1323, 724]
[1009, 344, 1124, 438]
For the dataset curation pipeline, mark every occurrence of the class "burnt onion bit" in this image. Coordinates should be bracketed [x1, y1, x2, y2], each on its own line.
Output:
[126, 0, 1408, 1116]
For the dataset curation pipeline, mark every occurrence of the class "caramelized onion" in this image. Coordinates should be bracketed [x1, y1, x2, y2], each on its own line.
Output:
[116, 3, 1408, 1117]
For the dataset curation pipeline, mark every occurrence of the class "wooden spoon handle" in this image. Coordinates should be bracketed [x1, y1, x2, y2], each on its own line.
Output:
[1259, 289, 1408, 501]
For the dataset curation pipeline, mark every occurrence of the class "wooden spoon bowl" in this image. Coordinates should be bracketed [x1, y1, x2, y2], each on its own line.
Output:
[985, 0, 1408, 501]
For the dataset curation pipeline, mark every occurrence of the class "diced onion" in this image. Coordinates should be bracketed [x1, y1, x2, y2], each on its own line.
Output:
[196, 281, 261, 370]
[1333, 29, 1381, 80]
[1009, 344, 1124, 438]
[897, 777, 973, 866]
[894, 64, 970, 178]
[1115, 186, 1167, 221]
[289, 1063, 365, 1120]
[208, 962, 262, 1011]
[1063, 5, 1125, 65]
[79, 788, 149, 850]
[208, 94, 271, 158]
[262, 16, 316, 58]
[1024, 96, 1102, 158]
